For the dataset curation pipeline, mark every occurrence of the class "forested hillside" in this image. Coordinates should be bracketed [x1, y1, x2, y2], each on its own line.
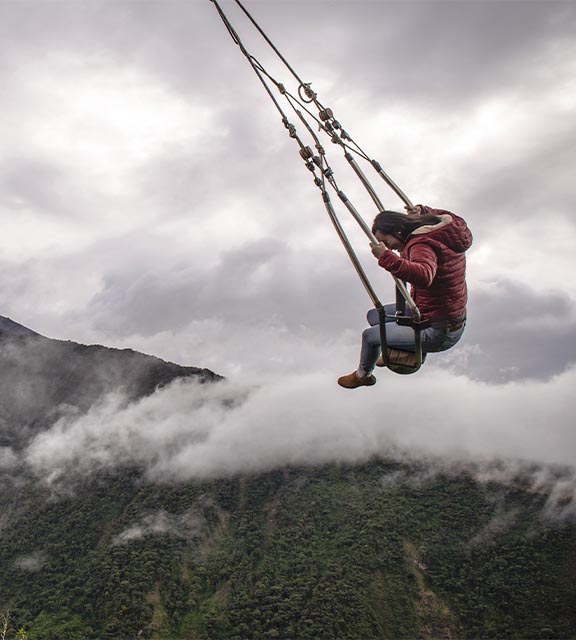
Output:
[1, 318, 575, 639]
[2, 462, 575, 639]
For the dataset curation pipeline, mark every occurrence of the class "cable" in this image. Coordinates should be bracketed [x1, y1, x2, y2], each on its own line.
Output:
[210, 0, 425, 371]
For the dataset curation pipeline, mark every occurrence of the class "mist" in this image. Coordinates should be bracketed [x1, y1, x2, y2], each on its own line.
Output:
[22, 363, 576, 515]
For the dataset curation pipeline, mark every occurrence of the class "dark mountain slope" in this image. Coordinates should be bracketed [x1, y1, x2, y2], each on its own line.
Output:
[0, 316, 221, 447]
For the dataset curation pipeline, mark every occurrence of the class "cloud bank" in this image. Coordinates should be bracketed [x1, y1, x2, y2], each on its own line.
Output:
[23, 366, 576, 504]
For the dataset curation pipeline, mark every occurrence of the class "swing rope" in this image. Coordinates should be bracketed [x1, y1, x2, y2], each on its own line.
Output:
[210, 0, 428, 372]
[231, 0, 415, 211]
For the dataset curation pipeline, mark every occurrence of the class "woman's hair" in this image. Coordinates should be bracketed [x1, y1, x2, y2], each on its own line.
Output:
[371, 210, 442, 244]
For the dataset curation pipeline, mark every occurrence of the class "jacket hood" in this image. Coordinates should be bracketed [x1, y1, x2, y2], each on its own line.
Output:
[409, 214, 472, 254]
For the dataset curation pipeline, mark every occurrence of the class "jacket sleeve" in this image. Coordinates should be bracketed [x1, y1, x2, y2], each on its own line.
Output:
[378, 243, 438, 287]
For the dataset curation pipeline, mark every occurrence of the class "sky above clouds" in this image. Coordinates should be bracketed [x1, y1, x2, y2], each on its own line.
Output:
[1, 1, 576, 474]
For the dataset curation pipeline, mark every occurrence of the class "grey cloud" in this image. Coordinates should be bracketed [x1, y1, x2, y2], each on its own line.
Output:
[3, 229, 572, 384]
[448, 279, 576, 382]
[8, 0, 568, 123]
[198, 2, 576, 110]
[86, 237, 366, 337]
[313, 2, 576, 105]
[456, 124, 576, 227]
[3, 0, 574, 108]
[86, 242, 576, 382]
[0, 157, 87, 220]
[0, 1, 248, 99]
[135, 104, 308, 220]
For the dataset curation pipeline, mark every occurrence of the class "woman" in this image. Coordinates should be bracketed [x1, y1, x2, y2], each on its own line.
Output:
[338, 205, 473, 389]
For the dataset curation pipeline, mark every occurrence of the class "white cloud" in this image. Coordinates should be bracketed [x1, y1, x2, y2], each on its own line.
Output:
[0, 447, 19, 470]
[112, 509, 205, 545]
[14, 551, 47, 572]
[0, 51, 220, 266]
[23, 364, 576, 489]
[7, 53, 215, 184]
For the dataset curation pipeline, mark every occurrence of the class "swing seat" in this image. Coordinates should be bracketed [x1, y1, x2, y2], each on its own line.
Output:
[377, 348, 425, 375]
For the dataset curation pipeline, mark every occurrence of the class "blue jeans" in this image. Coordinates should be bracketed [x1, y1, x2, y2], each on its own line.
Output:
[359, 304, 466, 373]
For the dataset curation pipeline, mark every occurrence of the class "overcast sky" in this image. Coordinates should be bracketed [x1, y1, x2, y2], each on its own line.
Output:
[1, 0, 576, 476]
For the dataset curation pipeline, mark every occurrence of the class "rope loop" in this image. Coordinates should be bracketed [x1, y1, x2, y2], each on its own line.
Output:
[298, 82, 317, 103]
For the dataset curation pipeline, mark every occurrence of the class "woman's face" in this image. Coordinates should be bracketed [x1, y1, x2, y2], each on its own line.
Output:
[375, 230, 403, 251]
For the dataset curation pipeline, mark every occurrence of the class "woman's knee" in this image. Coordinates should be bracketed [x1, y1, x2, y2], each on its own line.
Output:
[362, 325, 381, 346]
[366, 308, 380, 326]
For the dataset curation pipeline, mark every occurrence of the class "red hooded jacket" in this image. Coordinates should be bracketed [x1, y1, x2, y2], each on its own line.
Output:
[377, 207, 473, 322]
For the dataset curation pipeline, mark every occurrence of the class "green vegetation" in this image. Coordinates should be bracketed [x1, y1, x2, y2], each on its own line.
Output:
[0, 610, 28, 640]
[1, 461, 575, 639]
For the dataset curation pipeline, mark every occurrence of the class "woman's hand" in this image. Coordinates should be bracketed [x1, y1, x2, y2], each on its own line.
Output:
[370, 241, 388, 259]
[405, 204, 426, 215]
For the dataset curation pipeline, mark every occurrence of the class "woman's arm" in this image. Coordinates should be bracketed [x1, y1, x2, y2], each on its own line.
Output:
[377, 243, 438, 287]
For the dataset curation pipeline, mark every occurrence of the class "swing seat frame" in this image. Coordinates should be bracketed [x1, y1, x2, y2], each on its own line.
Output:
[377, 348, 427, 375]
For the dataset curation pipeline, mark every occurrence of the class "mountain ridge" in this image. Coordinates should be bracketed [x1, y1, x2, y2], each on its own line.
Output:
[0, 315, 222, 449]
[0, 316, 43, 339]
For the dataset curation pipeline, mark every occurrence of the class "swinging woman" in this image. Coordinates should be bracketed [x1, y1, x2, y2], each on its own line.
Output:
[338, 205, 473, 389]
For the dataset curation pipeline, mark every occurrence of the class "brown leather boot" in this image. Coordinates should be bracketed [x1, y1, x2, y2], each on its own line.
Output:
[337, 371, 376, 389]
